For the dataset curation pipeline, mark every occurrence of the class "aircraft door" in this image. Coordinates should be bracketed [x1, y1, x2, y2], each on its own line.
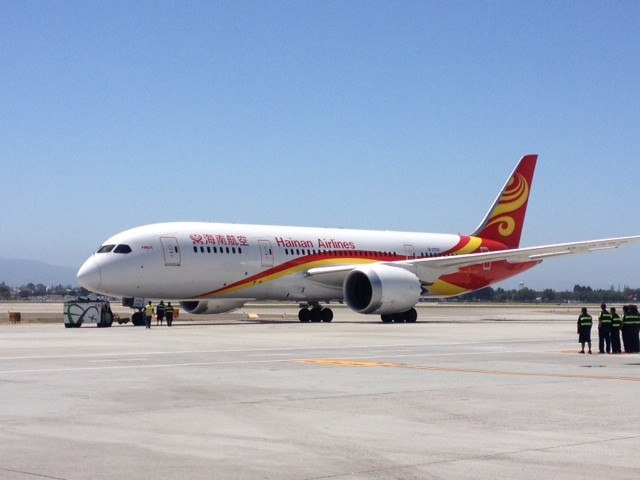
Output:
[404, 244, 416, 260]
[258, 239, 274, 267]
[160, 236, 181, 266]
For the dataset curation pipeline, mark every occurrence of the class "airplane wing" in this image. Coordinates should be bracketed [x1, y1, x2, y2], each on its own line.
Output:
[305, 235, 640, 288]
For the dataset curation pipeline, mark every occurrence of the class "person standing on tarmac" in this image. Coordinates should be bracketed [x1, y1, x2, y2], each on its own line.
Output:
[156, 301, 166, 326]
[577, 307, 593, 354]
[621, 305, 631, 352]
[630, 305, 640, 353]
[622, 305, 640, 353]
[165, 302, 174, 327]
[144, 301, 154, 329]
[610, 307, 622, 354]
[598, 303, 612, 354]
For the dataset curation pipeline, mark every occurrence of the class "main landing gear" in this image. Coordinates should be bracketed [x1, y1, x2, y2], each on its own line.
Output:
[297, 306, 418, 323]
[298, 305, 334, 323]
[380, 308, 418, 323]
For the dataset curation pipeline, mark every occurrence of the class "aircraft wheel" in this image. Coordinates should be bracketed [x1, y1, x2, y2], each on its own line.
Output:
[393, 315, 405, 323]
[310, 308, 322, 323]
[381, 314, 393, 323]
[404, 308, 418, 323]
[321, 308, 333, 322]
[131, 312, 145, 326]
[298, 308, 310, 323]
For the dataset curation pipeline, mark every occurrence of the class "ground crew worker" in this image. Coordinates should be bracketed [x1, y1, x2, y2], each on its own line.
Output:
[610, 307, 622, 354]
[144, 301, 154, 329]
[577, 307, 593, 354]
[156, 300, 166, 325]
[622, 305, 631, 352]
[598, 303, 612, 354]
[630, 305, 640, 353]
[165, 302, 174, 327]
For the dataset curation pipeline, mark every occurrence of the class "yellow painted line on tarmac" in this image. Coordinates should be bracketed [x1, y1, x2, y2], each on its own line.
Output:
[292, 359, 640, 383]
[295, 359, 399, 368]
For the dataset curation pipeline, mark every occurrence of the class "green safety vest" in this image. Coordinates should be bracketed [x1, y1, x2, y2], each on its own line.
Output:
[624, 314, 640, 325]
[578, 315, 592, 327]
[611, 314, 622, 328]
[599, 312, 612, 325]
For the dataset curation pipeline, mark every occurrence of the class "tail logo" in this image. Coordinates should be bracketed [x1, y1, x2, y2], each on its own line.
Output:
[485, 173, 530, 238]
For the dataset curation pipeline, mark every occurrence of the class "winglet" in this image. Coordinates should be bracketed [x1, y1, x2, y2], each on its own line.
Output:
[471, 155, 538, 249]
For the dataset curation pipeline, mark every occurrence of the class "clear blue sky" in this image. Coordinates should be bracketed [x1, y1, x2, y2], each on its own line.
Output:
[2, 1, 639, 290]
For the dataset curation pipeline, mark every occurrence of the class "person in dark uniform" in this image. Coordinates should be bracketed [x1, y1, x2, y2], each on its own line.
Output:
[156, 300, 166, 326]
[165, 302, 174, 327]
[630, 305, 640, 353]
[598, 303, 612, 354]
[610, 307, 622, 354]
[577, 307, 593, 354]
[622, 305, 632, 353]
[622, 305, 640, 353]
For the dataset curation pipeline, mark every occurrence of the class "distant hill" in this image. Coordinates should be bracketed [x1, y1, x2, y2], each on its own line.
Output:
[0, 258, 78, 287]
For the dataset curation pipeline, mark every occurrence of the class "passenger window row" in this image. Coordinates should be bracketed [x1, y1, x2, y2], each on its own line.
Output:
[282, 248, 440, 258]
[283, 248, 400, 258]
[193, 246, 243, 255]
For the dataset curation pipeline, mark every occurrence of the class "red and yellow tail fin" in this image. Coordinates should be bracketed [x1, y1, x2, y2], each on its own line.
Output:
[471, 155, 538, 249]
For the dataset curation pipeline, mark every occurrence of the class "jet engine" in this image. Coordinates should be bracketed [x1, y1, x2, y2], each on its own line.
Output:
[343, 264, 421, 315]
[179, 299, 246, 315]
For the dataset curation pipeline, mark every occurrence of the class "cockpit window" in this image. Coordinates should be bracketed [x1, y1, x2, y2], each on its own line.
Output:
[114, 244, 132, 254]
[97, 245, 115, 253]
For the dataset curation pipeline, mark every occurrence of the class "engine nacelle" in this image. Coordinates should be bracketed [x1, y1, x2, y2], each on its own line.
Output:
[179, 299, 246, 315]
[343, 265, 421, 315]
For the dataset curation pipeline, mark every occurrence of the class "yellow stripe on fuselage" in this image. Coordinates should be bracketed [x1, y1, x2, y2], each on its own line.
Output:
[455, 236, 482, 255]
[427, 278, 470, 297]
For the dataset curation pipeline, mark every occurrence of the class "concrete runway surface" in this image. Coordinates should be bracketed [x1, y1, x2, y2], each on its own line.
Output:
[0, 304, 638, 479]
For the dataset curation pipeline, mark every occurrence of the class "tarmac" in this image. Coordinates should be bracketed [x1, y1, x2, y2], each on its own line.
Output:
[0, 303, 639, 479]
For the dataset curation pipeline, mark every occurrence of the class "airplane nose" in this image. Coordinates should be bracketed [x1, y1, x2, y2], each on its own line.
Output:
[77, 257, 102, 292]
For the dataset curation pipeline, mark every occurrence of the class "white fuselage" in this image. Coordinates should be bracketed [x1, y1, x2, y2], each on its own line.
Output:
[77, 221, 492, 302]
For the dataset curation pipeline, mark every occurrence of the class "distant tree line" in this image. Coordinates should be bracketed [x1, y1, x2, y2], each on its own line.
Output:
[0, 282, 89, 300]
[458, 285, 640, 304]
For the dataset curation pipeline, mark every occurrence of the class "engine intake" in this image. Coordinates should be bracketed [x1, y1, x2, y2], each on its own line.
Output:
[343, 264, 421, 315]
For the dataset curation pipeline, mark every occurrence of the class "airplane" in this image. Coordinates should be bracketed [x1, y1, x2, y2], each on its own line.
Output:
[77, 154, 640, 323]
